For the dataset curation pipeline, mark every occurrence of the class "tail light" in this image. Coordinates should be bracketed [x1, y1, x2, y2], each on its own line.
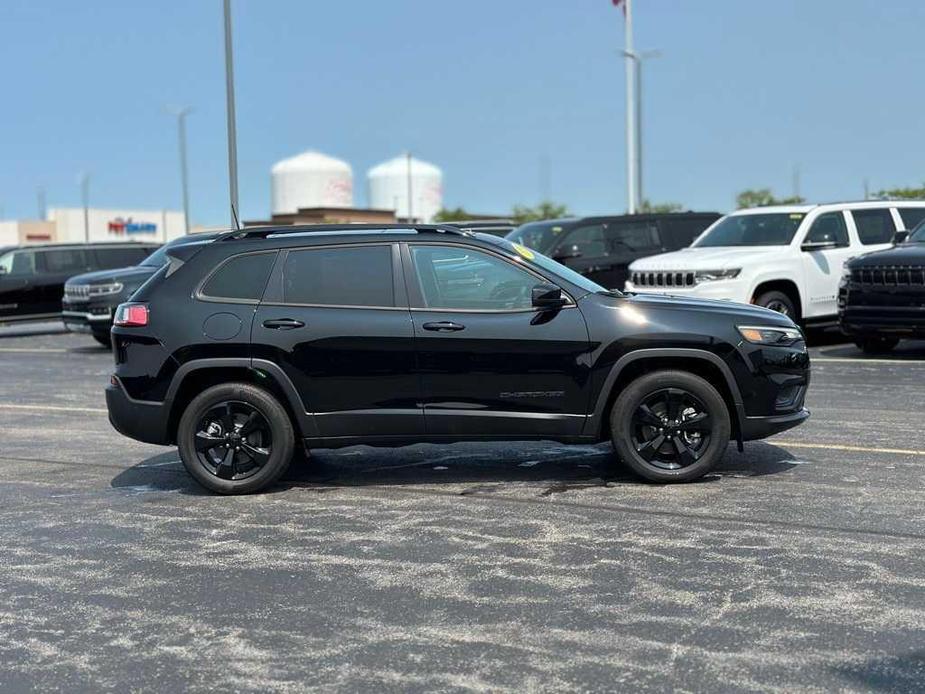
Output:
[114, 303, 149, 327]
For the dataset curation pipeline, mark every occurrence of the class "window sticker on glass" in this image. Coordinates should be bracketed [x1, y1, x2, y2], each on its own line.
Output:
[552, 226, 563, 234]
[789, 214, 804, 220]
[512, 243, 535, 260]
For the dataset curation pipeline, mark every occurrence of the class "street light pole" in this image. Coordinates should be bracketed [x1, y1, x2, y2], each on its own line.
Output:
[624, 48, 661, 208]
[171, 106, 192, 234]
[79, 172, 90, 242]
[623, 0, 637, 214]
[222, 0, 240, 230]
[406, 151, 413, 223]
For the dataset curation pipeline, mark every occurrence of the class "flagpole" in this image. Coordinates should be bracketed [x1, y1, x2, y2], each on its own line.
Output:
[623, 0, 638, 214]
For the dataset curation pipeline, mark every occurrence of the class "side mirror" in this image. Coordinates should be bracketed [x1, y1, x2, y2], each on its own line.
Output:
[894, 230, 910, 245]
[552, 245, 582, 262]
[532, 283, 567, 309]
[801, 240, 838, 252]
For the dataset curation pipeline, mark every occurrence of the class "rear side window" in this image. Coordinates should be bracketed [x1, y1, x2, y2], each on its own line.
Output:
[282, 246, 393, 307]
[201, 252, 276, 302]
[37, 248, 90, 274]
[898, 207, 925, 230]
[560, 224, 606, 257]
[94, 246, 151, 269]
[852, 208, 896, 245]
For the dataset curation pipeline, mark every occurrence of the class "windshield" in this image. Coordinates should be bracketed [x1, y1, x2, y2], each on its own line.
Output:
[506, 220, 573, 254]
[476, 234, 607, 296]
[694, 213, 805, 247]
[910, 219, 925, 242]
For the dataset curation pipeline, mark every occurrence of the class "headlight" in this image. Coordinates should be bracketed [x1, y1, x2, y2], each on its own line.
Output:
[695, 269, 740, 282]
[88, 282, 124, 296]
[737, 325, 804, 346]
[841, 265, 853, 281]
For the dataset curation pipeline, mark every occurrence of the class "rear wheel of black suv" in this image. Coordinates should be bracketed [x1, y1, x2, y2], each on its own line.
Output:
[611, 370, 731, 483]
[855, 337, 899, 355]
[177, 383, 294, 494]
[92, 333, 111, 348]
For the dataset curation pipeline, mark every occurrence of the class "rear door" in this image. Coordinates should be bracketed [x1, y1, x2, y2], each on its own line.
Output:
[252, 243, 423, 440]
[33, 247, 94, 316]
[403, 242, 591, 438]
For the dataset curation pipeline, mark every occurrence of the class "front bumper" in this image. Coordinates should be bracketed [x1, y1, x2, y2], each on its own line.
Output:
[106, 377, 171, 445]
[624, 279, 751, 303]
[740, 407, 810, 441]
[62, 303, 113, 335]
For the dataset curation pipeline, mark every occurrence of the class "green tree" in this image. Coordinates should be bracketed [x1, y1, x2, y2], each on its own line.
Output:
[640, 199, 683, 213]
[873, 183, 925, 200]
[735, 188, 805, 209]
[432, 206, 474, 222]
[510, 200, 570, 224]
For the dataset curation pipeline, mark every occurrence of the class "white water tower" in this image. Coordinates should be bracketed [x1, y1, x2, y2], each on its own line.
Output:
[367, 154, 443, 223]
[271, 150, 353, 214]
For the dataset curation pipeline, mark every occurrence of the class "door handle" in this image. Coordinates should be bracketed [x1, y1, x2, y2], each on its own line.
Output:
[262, 318, 305, 330]
[422, 321, 465, 332]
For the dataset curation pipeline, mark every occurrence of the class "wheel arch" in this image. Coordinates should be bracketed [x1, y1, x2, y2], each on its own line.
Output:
[164, 358, 316, 443]
[751, 278, 803, 320]
[588, 349, 745, 446]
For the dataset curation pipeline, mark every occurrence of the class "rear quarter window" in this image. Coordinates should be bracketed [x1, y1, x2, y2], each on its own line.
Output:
[200, 252, 276, 302]
[852, 208, 896, 245]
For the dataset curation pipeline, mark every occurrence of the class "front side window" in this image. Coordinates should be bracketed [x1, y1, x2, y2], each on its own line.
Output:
[558, 224, 606, 257]
[694, 213, 805, 247]
[506, 220, 572, 254]
[282, 245, 393, 307]
[94, 247, 151, 269]
[411, 245, 540, 311]
[201, 252, 276, 302]
[605, 222, 661, 253]
[0, 250, 36, 277]
[852, 208, 896, 245]
[804, 212, 849, 246]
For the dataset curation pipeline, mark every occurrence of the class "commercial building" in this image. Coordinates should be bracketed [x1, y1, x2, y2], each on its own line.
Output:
[0, 207, 185, 246]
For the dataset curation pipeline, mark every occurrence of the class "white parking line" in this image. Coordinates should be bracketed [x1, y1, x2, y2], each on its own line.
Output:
[776, 441, 925, 456]
[812, 357, 925, 365]
[0, 403, 107, 414]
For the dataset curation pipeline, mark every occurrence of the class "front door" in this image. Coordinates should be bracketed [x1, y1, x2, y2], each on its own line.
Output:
[253, 243, 423, 440]
[800, 211, 854, 318]
[0, 249, 40, 321]
[403, 242, 592, 438]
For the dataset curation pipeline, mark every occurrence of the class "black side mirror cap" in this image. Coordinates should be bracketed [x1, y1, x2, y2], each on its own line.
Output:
[532, 283, 567, 309]
[894, 230, 910, 244]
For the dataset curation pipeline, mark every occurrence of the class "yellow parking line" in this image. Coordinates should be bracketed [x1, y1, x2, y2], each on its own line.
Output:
[0, 347, 70, 353]
[0, 403, 107, 414]
[776, 441, 925, 456]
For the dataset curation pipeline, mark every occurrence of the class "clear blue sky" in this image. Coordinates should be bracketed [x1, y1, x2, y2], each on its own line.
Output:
[1, 0, 923, 226]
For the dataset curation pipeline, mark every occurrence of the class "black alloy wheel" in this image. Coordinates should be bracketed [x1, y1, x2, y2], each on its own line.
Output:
[194, 401, 272, 481]
[630, 388, 712, 470]
[177, 382, 295, 494]
[611, 370, 731, 483]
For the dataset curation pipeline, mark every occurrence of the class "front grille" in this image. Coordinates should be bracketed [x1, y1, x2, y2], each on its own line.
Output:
[631, 271, 696, 288]
[64, 282, 123, 300]
[851, 265, 925, 287]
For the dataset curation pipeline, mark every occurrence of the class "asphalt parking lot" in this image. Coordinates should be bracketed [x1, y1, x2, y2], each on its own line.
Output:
[2, 324, 925, 692]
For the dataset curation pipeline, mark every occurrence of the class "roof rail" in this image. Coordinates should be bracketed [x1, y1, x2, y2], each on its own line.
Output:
[219, 223, 471, 241]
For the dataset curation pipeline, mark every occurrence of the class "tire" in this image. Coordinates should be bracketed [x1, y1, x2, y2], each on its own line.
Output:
[177, 382, 295, 494]
[92, 333, 112, 348]
[753, 290, 797, 319]
[610, 370, 731, 483]
[855, 337, 899, 355]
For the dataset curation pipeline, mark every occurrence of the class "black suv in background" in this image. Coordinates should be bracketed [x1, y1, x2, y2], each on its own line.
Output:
[106, 224, 809, 495]
[506, 212, 721, 289]
[0, 242, 158, 326]
[839, 220, 925, 353]
[63, 233, 219, 346]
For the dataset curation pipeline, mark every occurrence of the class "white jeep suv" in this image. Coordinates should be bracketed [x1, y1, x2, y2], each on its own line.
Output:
[625, 201, 925, 325]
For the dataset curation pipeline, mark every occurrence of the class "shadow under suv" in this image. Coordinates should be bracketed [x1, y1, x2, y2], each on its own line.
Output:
[106, 224, 810, 494]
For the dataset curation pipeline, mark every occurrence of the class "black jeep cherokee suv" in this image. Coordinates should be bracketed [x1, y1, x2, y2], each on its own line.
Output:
[839, 221, 925, 353]
[106, 224, 810, 494]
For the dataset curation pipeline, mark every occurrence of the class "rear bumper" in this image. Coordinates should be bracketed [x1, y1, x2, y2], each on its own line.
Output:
[105, 377, 172, 445]
[740, 408, 810, 441]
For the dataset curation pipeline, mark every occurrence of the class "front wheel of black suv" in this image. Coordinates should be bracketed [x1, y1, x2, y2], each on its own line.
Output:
[855, 337, 899, 355]
[177, 382, 295, 494]
[92, 333, 112, 348]
[610, 370, 731, 483]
